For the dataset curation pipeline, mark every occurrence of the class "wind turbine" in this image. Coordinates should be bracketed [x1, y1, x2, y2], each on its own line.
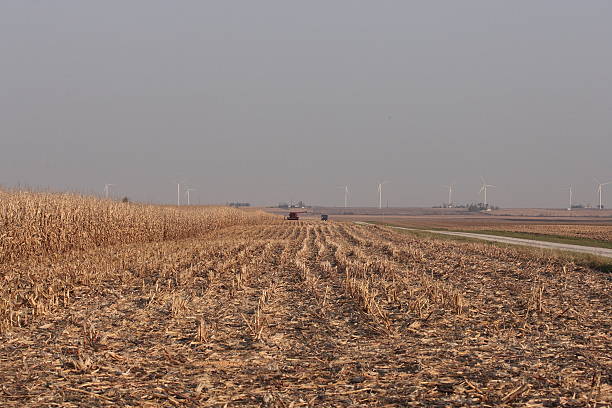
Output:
[595, 178, 612, 210]
[337, 185, 349, 208]
[177, 183, 181, 206]
[568, 185, 573, 211]
[186, 188, 196, 206]
[378, 181, 390, 209]
[104, 184, 115, 199]
[443, 183, 454, 207]
[479, 177, 495, 209]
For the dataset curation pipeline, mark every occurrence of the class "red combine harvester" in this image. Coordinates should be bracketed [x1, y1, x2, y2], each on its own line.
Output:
[285, 211, 306, 220]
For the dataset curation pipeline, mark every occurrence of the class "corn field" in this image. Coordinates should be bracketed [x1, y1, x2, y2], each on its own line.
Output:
[465, 223, 612, 242]
[0, 190, 278, 264]
[0, 194, 610, 406]
[373, 216, 612, 243]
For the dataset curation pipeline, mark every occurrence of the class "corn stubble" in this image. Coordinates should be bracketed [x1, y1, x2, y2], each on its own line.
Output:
[0, 191, 610, 407]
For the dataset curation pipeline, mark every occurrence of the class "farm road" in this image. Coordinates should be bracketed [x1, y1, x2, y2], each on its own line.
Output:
[356, 222, 612, 259]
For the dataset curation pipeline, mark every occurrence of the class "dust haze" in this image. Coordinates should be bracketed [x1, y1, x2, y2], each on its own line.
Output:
[1, 1, 611, 207]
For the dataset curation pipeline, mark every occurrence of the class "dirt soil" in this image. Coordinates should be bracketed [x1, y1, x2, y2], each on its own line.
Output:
[0, 222, 610, 407]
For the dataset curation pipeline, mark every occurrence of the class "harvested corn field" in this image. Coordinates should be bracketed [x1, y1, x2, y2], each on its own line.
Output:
[359, 216, 612, 244]
[462, 224, 612, 243]
[1, 211, 610, 407]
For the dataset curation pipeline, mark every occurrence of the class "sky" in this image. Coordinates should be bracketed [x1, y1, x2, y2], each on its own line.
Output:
[1, 1, 611, 208]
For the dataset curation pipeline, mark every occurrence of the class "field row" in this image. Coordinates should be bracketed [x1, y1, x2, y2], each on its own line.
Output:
[0, 222, 610, 406]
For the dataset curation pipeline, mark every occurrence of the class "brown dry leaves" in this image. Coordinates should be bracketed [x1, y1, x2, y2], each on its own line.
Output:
[0, 204, 610, 406]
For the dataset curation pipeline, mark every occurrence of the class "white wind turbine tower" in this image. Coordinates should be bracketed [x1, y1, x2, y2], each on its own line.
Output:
[479, 177, 496, 209]
[337, 185, 349, 208]
[104, 184, 115, 199]
[568, 185, 573, 211]
[185, 188, 196, 206]
[595, 178, 612, 210]
[176, 183, 181, 206]
[443, 183, 454, 207]
[378, 181, 390, 209]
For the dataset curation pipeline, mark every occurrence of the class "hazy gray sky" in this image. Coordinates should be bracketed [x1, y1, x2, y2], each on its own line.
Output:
[1, 1, 611, 207]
